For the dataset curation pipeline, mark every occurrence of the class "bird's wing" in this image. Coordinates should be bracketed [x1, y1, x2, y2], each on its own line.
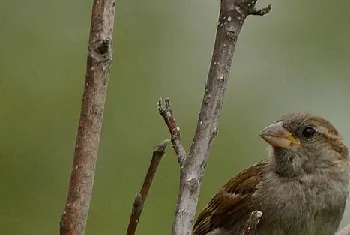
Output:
[192, 161, 267, 235]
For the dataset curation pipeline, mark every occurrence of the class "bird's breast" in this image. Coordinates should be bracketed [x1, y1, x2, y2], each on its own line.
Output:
[250, 171, 348, 235]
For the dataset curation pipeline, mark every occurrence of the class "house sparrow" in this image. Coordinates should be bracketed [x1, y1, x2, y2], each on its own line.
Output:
[193, 112, 350, 235]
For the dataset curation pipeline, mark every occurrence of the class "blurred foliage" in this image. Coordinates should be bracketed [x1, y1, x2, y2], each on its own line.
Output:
[1, 0, 350, 234]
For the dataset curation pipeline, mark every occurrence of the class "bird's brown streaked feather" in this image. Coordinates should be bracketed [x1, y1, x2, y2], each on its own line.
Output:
[193, 161, 267, 235]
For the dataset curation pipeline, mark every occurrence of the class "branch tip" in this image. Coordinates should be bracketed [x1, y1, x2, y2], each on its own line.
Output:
[157, 97, 187, 165]
[249, 4, 271, 16]
[126, 140, 169, 235]
[153, 139, 171, 154]
[164, 97, 172, 113]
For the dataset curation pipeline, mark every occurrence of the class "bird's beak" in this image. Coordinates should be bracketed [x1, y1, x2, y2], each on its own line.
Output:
[259, 121, 300, 149]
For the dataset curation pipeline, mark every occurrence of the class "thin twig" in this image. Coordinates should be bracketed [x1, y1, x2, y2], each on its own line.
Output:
[158, 98, 187, 165]
[126, 140, 170, 235]
[163, 1, 271, 235]
[248, 4, 271, 16]
[59, 0, 116, 234]
[239, 211, 263, 235]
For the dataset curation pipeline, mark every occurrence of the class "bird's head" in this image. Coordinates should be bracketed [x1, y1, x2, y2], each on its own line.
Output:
[260, 112, 349, 176]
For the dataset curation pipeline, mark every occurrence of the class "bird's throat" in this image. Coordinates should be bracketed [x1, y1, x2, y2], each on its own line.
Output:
[269, 147, 303, 177]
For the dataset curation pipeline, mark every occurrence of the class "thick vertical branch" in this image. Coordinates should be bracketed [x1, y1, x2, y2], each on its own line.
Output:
[59, 0, 116, 234]
[170, 1, 270, 235]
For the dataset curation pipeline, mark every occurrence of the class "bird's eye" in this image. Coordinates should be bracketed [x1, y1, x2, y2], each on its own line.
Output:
[302, 126, 316, 138]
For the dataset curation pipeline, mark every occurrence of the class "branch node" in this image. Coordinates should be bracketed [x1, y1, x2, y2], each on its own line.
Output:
[226, 30, 236, 41]
[164, 97, 172, 114]
[248, 4, 271, 16]
[89, 38, 112, 62]
[132, 194, 143, 214]
[186, 177, 199, 193]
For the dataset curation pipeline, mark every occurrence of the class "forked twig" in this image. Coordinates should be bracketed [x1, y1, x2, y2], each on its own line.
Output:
[155, 0, 271, 234]
[158, 98, 187, 165]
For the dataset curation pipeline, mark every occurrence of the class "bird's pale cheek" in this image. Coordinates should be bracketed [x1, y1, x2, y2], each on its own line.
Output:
[260, 121, 300, 149]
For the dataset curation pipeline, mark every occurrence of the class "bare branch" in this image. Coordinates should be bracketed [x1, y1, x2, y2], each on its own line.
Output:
[166, 1, 270, 235]
[126, 140, 170, 235]
[248, 4, 271, 16]
[59, 0, 116, 234]
[158, 98, 188, 165]
[337, 224, 350, 235]
[239, 211, 263, 235]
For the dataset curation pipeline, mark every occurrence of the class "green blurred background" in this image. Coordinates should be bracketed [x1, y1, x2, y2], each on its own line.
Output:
[1, 0, 350, 234]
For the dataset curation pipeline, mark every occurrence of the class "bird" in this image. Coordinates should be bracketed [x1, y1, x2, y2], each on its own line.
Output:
[193, 112, 350, 235]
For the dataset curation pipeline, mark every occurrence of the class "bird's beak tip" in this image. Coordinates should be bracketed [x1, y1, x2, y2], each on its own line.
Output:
[260, 121, 300, 148]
